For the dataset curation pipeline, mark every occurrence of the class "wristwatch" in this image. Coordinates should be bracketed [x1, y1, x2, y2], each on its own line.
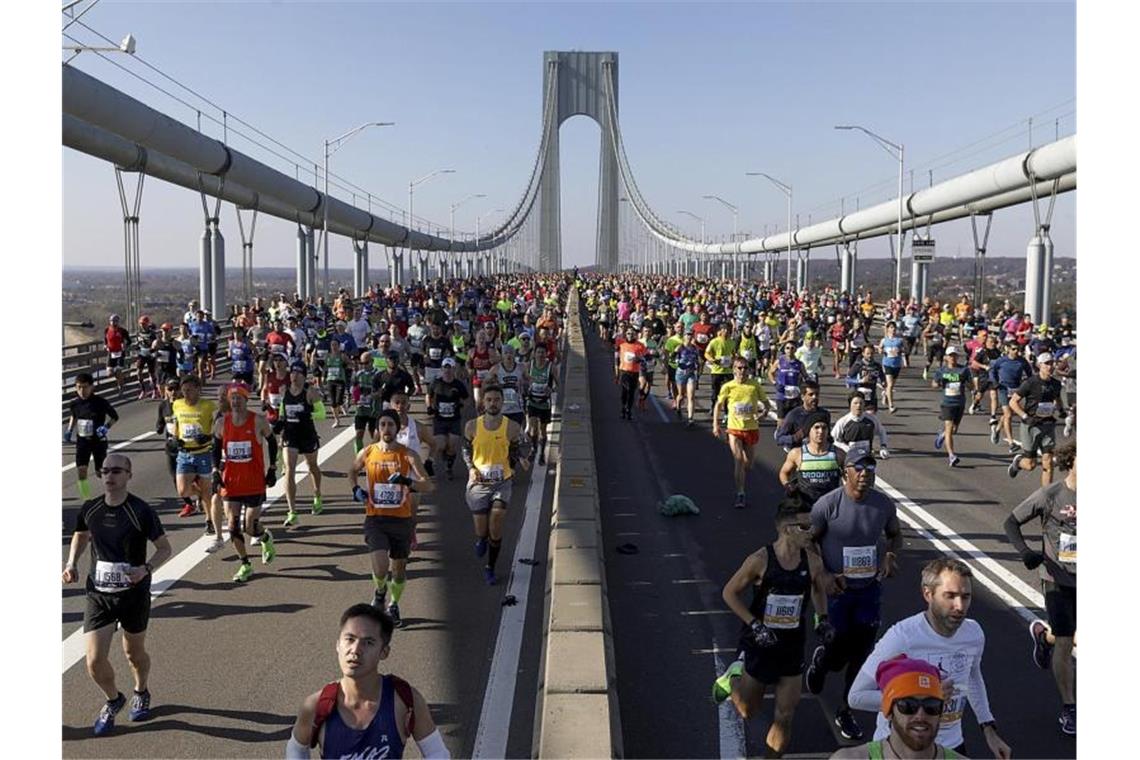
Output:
[980, 720, 998, 732]
[144, 562, 154, 575]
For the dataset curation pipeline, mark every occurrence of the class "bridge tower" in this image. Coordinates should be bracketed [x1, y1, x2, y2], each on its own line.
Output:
[539, 51, 620, 273]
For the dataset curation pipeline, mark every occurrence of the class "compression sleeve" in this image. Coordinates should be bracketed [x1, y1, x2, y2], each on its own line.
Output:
[265, 434, 279, 467]
[416, 729, 450, 759]
[461, 436, 475, 469]
[285, 732, 310, 759]
[212, 442, 224, 470]
[1002, 514, 1033, 556]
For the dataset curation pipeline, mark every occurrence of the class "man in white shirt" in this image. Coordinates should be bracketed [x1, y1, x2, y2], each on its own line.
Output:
[346, 306, 372, 349]
[848, 558, 1011, 759]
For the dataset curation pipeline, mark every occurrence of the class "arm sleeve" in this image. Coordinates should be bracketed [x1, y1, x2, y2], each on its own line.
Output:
[872, 415, 889, 447]
[965, 629, 995, 723]
[775, 414, 799, 448]
[155, 403, 167, 434]
[1004, 493, 1042, 554]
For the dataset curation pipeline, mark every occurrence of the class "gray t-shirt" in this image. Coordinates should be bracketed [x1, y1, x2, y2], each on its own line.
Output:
[1009, 480, 1076, 586]
[811, 486, 899, 588]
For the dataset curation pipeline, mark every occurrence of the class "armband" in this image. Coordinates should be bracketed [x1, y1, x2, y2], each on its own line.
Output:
[285, 733, 311, 759]
[312, 400, 328, 421]
[416, 729, 450, 759]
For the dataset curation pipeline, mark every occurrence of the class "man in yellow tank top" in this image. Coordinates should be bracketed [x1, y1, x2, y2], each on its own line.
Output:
[171, 375, 225, 551]
[462, 384, 531, 585]
[351, 410, 434, 627]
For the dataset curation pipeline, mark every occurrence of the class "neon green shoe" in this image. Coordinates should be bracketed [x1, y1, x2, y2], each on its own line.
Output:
[232, 562, 253, 583]
[712, 659, 744, 703]
[312, 495, 324, 515]
[260, 530, 276, 564]
[283, 511, 298, 528]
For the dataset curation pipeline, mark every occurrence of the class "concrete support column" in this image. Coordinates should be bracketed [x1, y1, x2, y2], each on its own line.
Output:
[416, 252, 429, 284]
[210, 224, 225, 317]
[1040, 236, 1054, 327]
[1024, 236, 1050, 324]
[910, 259, 929, 304]
[305, 227, 316, 300]
[200, 227, 213, 312]
[762, 257, 774, 286]
[795, 251, 808, 293]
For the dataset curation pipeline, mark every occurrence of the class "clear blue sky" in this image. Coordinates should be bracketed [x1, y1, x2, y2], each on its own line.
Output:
[61, 1, 1075, 270]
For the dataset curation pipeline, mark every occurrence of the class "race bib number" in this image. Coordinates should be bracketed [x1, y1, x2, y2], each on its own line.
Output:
[623, 351, 637, 364]
[157, 350, 170, 363]
[1037, 401, 1055, 416]
[182, 423, 202, 439]
[437, 401, 456, 417]
[885, 347, 899, 358]
[372, 483, 404, 507]
[942, 691, 966, 726]
[410, 337, 424, 349]
[424, 367, 442, 384]
[232, 359, 248, 373]
[93, 561, 132, 593]
[271, 344, 286, 354]
[268, 393, 282, 408]
[784, 385, 801, 398]
[503, 388, 519, 408]
[479, 464, 504, 483]
[733, 401, 755, 419]
[696, 333, 709, 344]
[316, 349, 328, 359]
[531, 382, 548, 396]
[429, 348, 442, 360]
[226, 440, 253, 463]
[945, 381, 962, 397]
[138, 347, 151, 357]
[762, 593, 802, 630]
[326, 366, 344, 381]
[842, 545, 877, 579]
[77, 419, 95, 438]
[741, 349, 755, 360]
[859, 387, 873, 399]
[284, 404, 305, 421]
[109, 351, 122, 359]
[719, 356, 732, 368]
[477, 370, 491, 383]
[1058, 532, 1076, 564]
[165, 421, 177, 437]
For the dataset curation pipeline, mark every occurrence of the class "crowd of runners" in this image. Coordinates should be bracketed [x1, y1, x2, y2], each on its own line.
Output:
[62, 269, 1076, 758]
[585, 274, 1075, 758]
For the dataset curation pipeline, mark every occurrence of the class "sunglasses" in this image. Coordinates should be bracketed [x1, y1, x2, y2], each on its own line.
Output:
[893, 697, 944, 717]
[786, 523, 813, 533]
[100, 467, 130, 476]
[847, 463, 877, 473]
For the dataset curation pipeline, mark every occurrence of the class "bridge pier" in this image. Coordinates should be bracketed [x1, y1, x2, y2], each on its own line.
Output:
[762, 257, 774, 286]
[306, 227, 317, 299]
[910, 258, 929, 304]
[296, 225, 308, 299]
[210, 224, 225, 315]
[839, 243, 857, 296]
[352, 240, 368, 297]
[796, 251, 809, 293]
[1024, 235, 1054, 325]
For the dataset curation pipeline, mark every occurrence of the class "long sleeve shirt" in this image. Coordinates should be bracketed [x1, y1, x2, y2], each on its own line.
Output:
[830, 411, 889, 449]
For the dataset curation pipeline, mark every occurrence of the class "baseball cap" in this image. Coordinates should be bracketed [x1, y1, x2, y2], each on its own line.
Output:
[846, 442, 876, 468]
[945, 346, 960, 356]
[289, 361, 307, 374]
[441, 358, 457, 368]
[1037, 352, 1055, 364]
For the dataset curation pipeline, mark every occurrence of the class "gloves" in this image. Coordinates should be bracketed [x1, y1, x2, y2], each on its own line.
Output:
[424, 459, 435, 477]
[879, 448, 890, 460]
[264, 468, 277, 488]
[1021, 551, 1045, 570]
[63, 429, 72, 444]
[748, 619, 777, 648]
[96, 426, 110, 440]
[352, 485, 368, 503]
[814, 618, 837, 646]
[387, 473, 415, 487]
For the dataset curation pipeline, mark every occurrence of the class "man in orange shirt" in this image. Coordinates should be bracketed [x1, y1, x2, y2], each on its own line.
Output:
[614, 325, 647, 420]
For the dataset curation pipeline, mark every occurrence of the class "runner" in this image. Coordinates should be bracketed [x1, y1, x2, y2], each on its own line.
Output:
[351, 409, 435, 626]
[352, 349, 382, 454]
[154, 377, 181, 485]
[63, 454, 172, 736]
[1003, 441, 1076, 736]
[714, 497, 828, 757]
[428, 358, 469, 480]
[285, 604, 449, 759]
[487, 344, 528, 427]
[614, 325, 646, 420]
[931, 346, 968, 467]
[774, 381, 830, 450]
[462, 384, 531, 585]
[213, 382, 278, 582]
[806, 448, 902, 741]
[989, 341, 1033, 451]
[878, 322, 905, 413]
[103, 314, 130, 396]
[779, 411, 846, 506]
[712, 357, 771, 509]
[1008, 352, 1066, 485]
[322, 339, 349, 426]
[830, 656, 960, 759]
[279, 360, 327, 527]
[705, 321, 737, 416]
[65, 372, 119, 500]
[831, 393, 891, 459]
[153, 323, 179, 388]
[172, 375, 225, 549]
[848, 558, 1012, 758]
[525, 343, 556, 465]
[671, 331, 702, 426]
[921, 319, 947, 381]
[133, 315, 159, 399]
[847, 344, 885, 414]
[968, 332, 1003, 442]
[769, 341, 806, 432]
[637, 323, 661, 413]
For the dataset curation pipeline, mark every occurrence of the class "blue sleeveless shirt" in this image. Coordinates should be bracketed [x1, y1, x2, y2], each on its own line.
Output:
[322, 676, 406, 760]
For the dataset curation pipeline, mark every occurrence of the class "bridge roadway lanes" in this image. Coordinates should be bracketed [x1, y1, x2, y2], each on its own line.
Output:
[61, 377, 555, 758]
[587, 331, 1075, 760]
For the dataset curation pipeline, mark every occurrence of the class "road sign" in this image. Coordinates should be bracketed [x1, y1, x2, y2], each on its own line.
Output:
[912, 238, 935, 263]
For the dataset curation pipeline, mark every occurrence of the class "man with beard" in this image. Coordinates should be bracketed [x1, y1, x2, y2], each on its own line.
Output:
[830, 656, 960, 759]
[848, 559, 1012, 758]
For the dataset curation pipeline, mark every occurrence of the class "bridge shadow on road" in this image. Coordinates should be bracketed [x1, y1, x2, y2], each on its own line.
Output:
[151, 600, 310, 622]
[62, 703, 294, 743]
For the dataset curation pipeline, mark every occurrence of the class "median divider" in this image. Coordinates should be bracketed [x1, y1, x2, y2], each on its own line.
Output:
[533, 287, 623, 758]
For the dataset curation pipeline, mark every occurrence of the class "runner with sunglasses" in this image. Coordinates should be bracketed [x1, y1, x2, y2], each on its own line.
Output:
[830, 656, 961, 759]
[848, 558, 1012, 758]
[1008, 353, 1066, 486]
[712, 358, 771, 509]
[807, 448, 902, 742]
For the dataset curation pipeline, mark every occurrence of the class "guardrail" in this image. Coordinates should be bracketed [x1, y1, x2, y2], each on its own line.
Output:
[533, 287, 623, 758]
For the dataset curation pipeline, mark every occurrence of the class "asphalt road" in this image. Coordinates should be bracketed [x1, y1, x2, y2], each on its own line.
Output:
[61, 375, 559, 758]
[585, 328, 1076, 760]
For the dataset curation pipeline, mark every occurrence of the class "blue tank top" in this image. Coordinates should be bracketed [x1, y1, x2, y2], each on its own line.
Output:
[774, 358, 804, 400]
[880, 337, 904, 368]
[322, 676, 406, 760]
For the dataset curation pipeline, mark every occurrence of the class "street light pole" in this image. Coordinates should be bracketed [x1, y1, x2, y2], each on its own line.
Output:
[322, 121, 394, 298]
[702, 194, 739, 280]
[745, 172, 793, 291]
[677, 209, 705, 277]
[408, 169, 456, 283]
[450, 193, 486, 279]
[835, 125, 905, 300]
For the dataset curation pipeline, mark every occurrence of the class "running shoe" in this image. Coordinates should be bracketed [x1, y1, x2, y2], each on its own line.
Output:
[93, 692, 126, 736]
[250, 535, 261, 546]
[1063, 418, 1073, 438]
[178, 503, 195, 518]
[1008, 454, 1024, 478]
[949, 455, 961, 467]
[1059, 704, 1076, 736]
[283, 511, 298, 528]
[204, 538, 224, 554]
[371, 588, 386, 609]
[260, 530, 276, 564]
[138, 390, 147, 400]
[805, 645, 828, 695]
[834, 708, 864, 741]
[387, 602, 403, 628]
[474, 537, 488, 558]
[233, 562, 253, 582]
[1029, 618, 1053, 670]
[311, 495, 324, 515]
[990, 421, 1001, 444]
[712, 658, 744, 704]
[934, 431, 945, 450]
[484, 567, 498, 586]
[204, 519, 215, 536]
[128, 689, 151, 721]
[922, 367, 929, 381]
[733, 493, 746, 510]
[967, 400, 977, 415]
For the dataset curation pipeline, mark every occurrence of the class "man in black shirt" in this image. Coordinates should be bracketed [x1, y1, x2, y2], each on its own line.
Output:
[429, 358, 470, 480]
[378, 350, 417, 406]
[65, 372, 120, 501]
[63, 454, 172, 736]
[1009, 353, 1066, 486]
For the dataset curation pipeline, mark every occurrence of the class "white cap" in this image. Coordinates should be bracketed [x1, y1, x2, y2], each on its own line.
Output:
[441, 357, 457, 368]
[945, 345, 960, 355]
[1037, 352, 1055, 364]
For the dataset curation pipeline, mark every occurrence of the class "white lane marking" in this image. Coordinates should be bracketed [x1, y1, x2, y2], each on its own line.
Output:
[682, 609, 733, 616]
[714, 650, 747, 759]
[62, 425, 357, 673]
[61, 431, 156, 474]
[649, 392, 671, 423]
